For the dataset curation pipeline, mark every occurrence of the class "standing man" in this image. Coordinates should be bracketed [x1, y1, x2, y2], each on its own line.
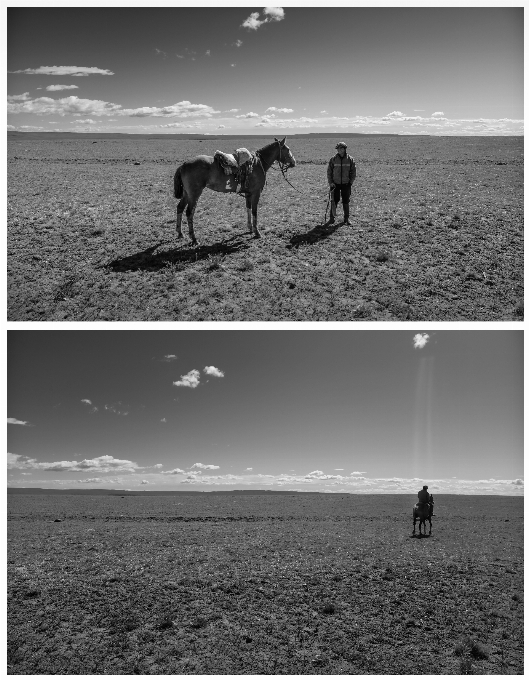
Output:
[326, 142, 356, 225]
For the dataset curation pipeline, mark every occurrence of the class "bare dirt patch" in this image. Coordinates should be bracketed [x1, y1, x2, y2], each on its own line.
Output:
[7, 136, 523, 320]
[7, 493, 523, 674]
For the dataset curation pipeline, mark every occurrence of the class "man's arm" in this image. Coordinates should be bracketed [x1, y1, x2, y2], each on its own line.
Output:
[327, 159, 334, 186]
[349, 157, 356, 183]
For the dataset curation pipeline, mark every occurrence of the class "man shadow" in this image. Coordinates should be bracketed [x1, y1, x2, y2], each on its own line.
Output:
[287, 219, 344, 249]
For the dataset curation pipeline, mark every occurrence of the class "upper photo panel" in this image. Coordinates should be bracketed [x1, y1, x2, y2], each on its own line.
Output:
[7, 7, 523, 321]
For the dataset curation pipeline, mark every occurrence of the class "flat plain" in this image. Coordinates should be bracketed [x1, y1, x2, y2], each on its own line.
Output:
[7, 135, 523, 320]
[7, 493, 523, 674]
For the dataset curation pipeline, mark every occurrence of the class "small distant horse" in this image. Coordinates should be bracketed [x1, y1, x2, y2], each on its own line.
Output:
[173, 137, 296, 245]
[412, 503, 432, 535]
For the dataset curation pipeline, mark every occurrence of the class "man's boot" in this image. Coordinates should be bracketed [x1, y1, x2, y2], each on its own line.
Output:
[343, 203, 351, 225]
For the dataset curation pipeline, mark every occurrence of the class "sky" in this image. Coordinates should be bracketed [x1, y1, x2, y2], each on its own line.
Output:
[7, 330, 523, 495]
[7, 6, 523, 136]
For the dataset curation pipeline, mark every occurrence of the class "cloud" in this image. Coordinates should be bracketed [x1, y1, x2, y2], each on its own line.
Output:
[351, 471, 367, 476]
[9, 66, 114, 76]
[8, 453, 141, 473]
[80, 478, 103, 483]
[8, 92, 31, 101]
[8, 418, 31, 426]
[384, 111, 405, 118]
[511, 479, 524, 486]
[161, 354, 177, 362]
[81, 399, 92, 405]
[155, 48, 167, 58]
[235, 112, 259, 118]
[205, 50, 211, 57]
[140, 480, 151, 484]
[225, 108, 239, 113]
[245, 467, 253, 471]
[76, 119, 96, 124]
[46, 84, 79, 91]
[413, 333, 430, 349]
[242, 7, 285, 30]
[265, 107, 294, 114]
[104, 402, 129, 416]
[233, 40, 243, 47]
[191, 463, 220, 470]
[173, 369, 200, 388]
[160, 418, 167, 423]
[203, 365, 224, 378]
[431, 111, 445, 117]
[7, 96, 219, 119]
[161, 468, 186, 475]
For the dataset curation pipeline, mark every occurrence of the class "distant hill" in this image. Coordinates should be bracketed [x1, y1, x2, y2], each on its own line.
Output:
[7, 131, 399, 141]
[7, 487, 328, 496]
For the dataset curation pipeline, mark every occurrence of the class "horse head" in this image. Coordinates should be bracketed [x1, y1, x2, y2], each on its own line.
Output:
[275, 137, 296, 168]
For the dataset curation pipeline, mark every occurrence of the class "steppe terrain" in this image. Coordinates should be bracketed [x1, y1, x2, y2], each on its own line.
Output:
[7, 493, 523, 674]
[7, 135, 523, 320]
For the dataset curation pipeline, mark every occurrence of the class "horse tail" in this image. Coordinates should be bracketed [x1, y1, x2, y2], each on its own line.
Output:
[174, 166, 184, 199]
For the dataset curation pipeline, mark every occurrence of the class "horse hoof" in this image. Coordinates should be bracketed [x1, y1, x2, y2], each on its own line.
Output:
[254, 232, 261, 239]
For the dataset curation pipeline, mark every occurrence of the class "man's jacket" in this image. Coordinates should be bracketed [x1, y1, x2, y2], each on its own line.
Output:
[327, 153, 356, 185]
[417, 489, 430, 504]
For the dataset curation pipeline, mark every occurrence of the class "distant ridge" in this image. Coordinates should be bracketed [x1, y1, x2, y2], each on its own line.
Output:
[7, 487, 328, 496]
[8, 131, 400, 141]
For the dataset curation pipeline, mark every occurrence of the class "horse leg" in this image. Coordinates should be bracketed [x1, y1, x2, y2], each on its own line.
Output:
[245, 195, 253, 235]
[186, 201, 198, 245]
[176, 194, 188, 239]
[250, 192, 261, 239]
[412, 512, 416, 534]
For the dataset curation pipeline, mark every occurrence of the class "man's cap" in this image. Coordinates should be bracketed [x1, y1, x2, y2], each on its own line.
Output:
[423, 485, 428, 489]
[335, 142, 348, 149]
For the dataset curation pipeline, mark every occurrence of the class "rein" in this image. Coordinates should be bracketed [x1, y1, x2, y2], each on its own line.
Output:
[258, 140, 302, 193]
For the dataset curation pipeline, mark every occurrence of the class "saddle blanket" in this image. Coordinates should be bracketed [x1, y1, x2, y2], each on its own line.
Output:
[214, 148, 253, 175]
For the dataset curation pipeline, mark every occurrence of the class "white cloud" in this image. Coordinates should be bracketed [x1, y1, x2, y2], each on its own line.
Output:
[225, 108, 239, 113]
[173, 369, 200, 388]
[162, 354, 177, 362]
[512, 479, 524, 486]
[46, 84, 79, 91]
[8, 453, 141, 473]
[8, 66, 114, 76]
[7, 418, 31, 426]
[140, 480, 150, 485]
[236, 112, 259, 118]
[104, 402, 129, 416]
[79, 478, 103, 483]
[7, 95, 219, 119]
[81, 399, 92, 405]
[76, 118, 96, 124]
[265, 107, 293, 114]
[413, 333, 430, 349]
[7, 92, 31, 101]
[203, 365, 224, 378]
[191, 463, 220, 470]
[245, 467, 253, 471]
[384, 111, 405, 118]
[431, 111, 445, 117]
[161, 468, 185, 475]
[160, 418, 167, 423]
[234, 40, 243, 47]
[242, 7, 284, 30]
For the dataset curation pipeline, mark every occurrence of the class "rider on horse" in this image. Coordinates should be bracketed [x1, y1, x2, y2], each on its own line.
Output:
[417, 485, 435, 517]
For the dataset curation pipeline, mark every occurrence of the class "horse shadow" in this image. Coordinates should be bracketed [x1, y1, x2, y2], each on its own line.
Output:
[287, 220, 344, 249]
[105, 234, 250, 273]
[410, 533, 432, 540]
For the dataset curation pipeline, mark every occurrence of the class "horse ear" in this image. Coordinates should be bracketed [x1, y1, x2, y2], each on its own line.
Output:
[274, 137, 278, 142]
[280, 136, 286, 145]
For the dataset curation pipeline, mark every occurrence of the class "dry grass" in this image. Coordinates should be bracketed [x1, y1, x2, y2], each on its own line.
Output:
[7, 136, 523, 320]
[7, 493, 524, 674]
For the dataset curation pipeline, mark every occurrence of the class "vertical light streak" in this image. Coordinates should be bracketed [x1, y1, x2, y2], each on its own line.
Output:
[412, 356, 435, 478]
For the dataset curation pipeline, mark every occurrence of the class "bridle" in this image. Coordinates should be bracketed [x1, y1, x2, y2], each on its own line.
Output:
[271, 139, 302, 194]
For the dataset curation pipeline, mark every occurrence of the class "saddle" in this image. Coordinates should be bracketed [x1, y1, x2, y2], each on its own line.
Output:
[214, 150, 238, 176]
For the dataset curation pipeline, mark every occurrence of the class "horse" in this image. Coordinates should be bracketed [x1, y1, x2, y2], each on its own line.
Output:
[173, 137, 296, 245]
[412, 503, 432, 536]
